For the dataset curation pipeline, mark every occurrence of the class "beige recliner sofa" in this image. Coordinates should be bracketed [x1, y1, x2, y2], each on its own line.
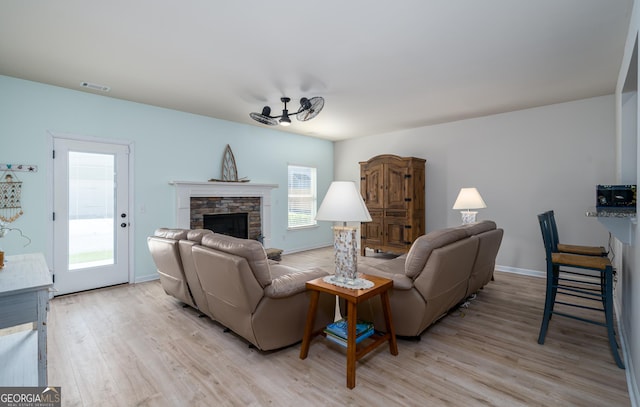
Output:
[147, 228, 196, 308]
[147, 228, 214, 314]
[191, 233, 335, 351]
[356, 220, 503, 337]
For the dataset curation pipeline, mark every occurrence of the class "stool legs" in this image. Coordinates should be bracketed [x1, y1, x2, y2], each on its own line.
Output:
[537, 265, 554, 344]
[538, 264, 624, 369]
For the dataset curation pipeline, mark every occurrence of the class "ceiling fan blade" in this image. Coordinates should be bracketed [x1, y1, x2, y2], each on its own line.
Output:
[297, 96, 324, 121]
[250, 107, 279, 125]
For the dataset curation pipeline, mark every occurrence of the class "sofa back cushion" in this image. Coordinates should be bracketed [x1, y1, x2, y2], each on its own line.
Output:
[459, 220, 497, 237]
[404, 227, 469, 278]
[186, 228, 213, 242]
[191, 245, 263, 341]
[178, 228, 214, 311]
[466, 228, 504, 295]
[147, 228, 193, 307]
[201, 233, 272, 287]
[413, 237, 479, 324]
[153, 228, 189, 240]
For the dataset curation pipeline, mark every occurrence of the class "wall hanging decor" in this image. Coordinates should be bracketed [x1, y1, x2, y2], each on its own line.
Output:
[0, 168, 24, 223]
[0, 163, 38, 173]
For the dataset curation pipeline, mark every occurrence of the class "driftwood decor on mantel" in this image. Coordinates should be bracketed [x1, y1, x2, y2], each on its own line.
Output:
[208, 144, 250, 182]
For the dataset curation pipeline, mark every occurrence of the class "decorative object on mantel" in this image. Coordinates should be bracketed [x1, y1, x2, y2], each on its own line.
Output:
[0, 168, 25, 223]
[250, 96, 324, 127]
[208, 144, 250, 183]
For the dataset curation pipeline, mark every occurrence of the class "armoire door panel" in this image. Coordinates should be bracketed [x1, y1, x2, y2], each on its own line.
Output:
[385, 163, 409, 209]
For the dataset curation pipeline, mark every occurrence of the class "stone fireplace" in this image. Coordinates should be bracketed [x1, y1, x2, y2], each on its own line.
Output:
[171, 181, 278, 248]
[192, 197, 259, 239]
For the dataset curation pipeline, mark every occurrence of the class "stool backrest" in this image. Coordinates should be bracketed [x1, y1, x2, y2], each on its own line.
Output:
[537, 212, 556, 261]
[547, 210, 561, 250]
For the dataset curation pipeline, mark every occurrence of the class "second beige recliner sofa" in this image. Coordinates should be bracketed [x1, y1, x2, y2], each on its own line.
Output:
[356, 220, 503, 337]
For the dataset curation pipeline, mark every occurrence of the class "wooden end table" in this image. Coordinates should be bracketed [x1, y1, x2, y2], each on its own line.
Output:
[299, 273, 398, 389]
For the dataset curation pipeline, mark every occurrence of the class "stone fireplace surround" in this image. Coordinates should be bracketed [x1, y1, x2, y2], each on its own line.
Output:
[170, 181, 278, 248]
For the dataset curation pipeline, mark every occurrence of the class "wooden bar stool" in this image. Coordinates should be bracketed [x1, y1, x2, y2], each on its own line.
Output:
[537, 212, 624, 369]
[546, 210, 608, 256]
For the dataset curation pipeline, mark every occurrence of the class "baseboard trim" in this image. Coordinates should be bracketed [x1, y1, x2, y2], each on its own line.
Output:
[135, 273, 160, 284]
[617, 314, 639, 407]
[495, 265, 545, 278]
[282, 243, 332, 255]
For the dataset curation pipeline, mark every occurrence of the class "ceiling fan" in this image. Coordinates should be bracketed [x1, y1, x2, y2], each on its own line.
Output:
[250, 96, 324, 127]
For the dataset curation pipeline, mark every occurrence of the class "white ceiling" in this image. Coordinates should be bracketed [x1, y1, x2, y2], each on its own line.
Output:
[0, 1, 633, 141]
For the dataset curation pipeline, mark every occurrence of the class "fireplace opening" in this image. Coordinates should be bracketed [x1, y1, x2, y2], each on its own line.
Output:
[203, 213, 249, 239]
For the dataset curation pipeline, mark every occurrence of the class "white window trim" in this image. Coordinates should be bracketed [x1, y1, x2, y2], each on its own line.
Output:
[287, 165, 317, 229]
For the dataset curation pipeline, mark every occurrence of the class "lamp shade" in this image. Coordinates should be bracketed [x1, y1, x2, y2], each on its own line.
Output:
[452, 187, 487, 210]
[316, 181, 372, 222]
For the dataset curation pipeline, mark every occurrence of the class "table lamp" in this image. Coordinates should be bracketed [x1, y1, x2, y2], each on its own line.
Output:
[316, 181, 372, 285]
[452, 187, 486, 224]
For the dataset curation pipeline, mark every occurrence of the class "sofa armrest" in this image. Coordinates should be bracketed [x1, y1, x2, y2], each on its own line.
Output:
[359, 265, 413, 290]
[264, 267, 330, 298]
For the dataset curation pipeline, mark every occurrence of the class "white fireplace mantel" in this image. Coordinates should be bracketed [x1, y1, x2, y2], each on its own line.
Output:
[170, 181, 279, 247]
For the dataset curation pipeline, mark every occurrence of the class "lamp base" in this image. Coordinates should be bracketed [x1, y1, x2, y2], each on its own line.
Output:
[461, 211, 478, 225]
[332, 226, 359, 282]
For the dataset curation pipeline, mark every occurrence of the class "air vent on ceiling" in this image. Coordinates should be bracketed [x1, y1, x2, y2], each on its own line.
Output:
[80, 82, 110, 92]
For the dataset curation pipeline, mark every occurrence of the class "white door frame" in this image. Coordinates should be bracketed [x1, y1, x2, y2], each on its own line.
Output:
[46, 131, 135, 291]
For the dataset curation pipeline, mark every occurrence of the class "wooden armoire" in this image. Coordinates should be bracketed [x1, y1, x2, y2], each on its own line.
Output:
[359, 154, 426, 256]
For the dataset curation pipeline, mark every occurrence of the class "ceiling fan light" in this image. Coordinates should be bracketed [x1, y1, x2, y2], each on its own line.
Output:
[279, 114, 291, 126]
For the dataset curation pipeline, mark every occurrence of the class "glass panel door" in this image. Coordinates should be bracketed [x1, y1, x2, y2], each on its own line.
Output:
[53, 137, 130, 295]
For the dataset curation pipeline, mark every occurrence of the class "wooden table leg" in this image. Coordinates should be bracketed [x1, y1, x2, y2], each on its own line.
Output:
[346, 300, 357, 389]
[380, 291, 398, 356]
[299, 290, 320, 360]
[37, 289, 48, 386]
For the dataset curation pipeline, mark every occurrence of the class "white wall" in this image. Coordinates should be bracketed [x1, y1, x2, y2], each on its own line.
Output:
[617, 0, 640, 402]
[335, 95, 616, 273]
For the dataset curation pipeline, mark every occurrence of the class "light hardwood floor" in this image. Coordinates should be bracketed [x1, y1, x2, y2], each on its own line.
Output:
[48, 247, 630, 406]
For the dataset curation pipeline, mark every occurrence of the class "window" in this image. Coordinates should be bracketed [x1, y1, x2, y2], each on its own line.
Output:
[288, 165, 317, 228]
